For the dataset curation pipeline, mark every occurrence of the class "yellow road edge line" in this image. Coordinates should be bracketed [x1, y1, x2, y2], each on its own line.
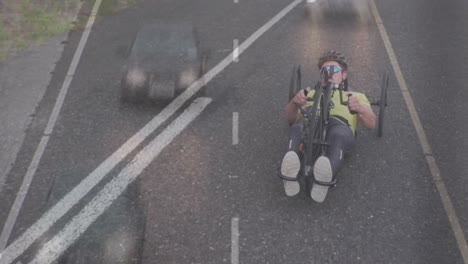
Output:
[369, 0, 468, 262]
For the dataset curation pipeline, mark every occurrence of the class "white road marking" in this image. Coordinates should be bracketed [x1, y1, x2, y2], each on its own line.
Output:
[236, 0, 301, 56]
[0, 0, 302, 262]
[24, 98, 211, 264]
[231, 217, 239, 264]
[233, 39, 239, 62]
[233, 112, 239, 145]
[234, 0, 238, 3]
[370, 1, 468, 263]
[0, 0, 104, 253]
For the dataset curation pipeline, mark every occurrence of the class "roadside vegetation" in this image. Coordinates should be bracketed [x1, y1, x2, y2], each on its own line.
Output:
[0, 0, 138, 61]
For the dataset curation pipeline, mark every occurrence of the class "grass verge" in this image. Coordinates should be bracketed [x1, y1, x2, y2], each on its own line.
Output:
[0, 0, 138, 61]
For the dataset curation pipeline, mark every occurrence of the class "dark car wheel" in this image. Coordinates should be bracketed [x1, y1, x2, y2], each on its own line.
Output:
[120, 77, 139, 103]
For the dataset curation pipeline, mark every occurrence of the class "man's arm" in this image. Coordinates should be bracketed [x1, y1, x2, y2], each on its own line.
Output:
[347, 94, 376, 129]
[285, 100, 301, 125]
[285, 88, 310, 125]
[357, 105, 376, 129]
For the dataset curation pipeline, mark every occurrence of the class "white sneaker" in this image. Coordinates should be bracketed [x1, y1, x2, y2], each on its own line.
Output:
[311, 156, 333, 202]
[281, 151, 301, 196]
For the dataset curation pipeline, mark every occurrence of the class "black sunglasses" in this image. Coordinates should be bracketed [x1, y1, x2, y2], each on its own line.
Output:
[320, 65, 342, 79]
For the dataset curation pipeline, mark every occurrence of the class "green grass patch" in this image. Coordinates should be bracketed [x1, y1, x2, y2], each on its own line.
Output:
[0, 24, 7, 60]
[98, 0, 138, 16]
[21, 3, 73, 44]
[0, 0, 139, 61]
[99, 0, 120, 16]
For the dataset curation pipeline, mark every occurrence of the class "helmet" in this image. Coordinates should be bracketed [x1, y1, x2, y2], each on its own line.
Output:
[317, 50, 348, 70]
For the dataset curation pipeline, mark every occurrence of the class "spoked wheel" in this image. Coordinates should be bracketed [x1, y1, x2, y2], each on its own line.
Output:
[303, 87, 323, 195]
[289, 65, 302, 102]
[378, 71, 389, 137]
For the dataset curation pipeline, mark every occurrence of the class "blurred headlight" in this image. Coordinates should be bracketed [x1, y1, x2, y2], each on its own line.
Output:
[178, 67, 198, 88]
[126, 67, 146, 88]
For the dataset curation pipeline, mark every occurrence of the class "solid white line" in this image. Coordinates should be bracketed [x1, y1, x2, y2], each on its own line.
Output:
[233, 39, 239, 62]
[232, 112, 239, 145]
[370, 1, 468, 263]
[237, 0, 301, 55]
[0, 0, 103, 254]
[231, 217, 239, 264]
[0, 1, 302, 262]
[25, 98, 212, 264]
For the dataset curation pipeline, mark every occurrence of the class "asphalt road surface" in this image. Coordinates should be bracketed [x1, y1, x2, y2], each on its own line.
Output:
[1, 0, 468, 263]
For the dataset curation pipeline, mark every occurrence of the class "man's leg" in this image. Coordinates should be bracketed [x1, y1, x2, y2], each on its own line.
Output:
[311, 118, 355, 202]
[281, 122, 303, 196]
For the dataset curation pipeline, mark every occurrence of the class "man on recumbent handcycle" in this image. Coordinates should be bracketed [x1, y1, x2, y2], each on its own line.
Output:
[281, 50, 376, 203]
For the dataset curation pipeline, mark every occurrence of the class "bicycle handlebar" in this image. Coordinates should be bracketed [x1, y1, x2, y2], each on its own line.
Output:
[330, 82, 358, 115]
[294, 79, 380, 116]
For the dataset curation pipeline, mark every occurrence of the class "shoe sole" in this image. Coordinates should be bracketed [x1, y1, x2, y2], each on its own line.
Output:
[311, 156, 332, 202]
[281, 151, 301, 196]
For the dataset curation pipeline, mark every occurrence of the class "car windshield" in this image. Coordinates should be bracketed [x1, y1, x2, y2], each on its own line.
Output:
[130, 24, 198, 62]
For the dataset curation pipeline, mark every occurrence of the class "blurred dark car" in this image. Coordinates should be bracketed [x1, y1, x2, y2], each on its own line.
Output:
[304, 0, 370, 21]
[120, 22, 205, 102]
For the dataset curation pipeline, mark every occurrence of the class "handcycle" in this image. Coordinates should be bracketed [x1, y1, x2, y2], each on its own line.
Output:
[280, 64, 388, 191]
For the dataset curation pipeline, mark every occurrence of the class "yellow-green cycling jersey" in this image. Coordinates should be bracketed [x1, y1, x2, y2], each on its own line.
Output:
[305, 89, 371, 135]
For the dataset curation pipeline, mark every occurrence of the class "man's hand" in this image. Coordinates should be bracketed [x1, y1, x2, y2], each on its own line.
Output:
[285, 87, 311, 124]
[347, 93, 376, 129]
[292, 87, 311, 107]
[347, 93, 362, 114]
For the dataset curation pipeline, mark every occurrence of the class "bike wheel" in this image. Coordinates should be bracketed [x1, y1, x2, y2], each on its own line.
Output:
[303, 89, 323, 193]
[288, 65, 301, 102]
[378, 71, 389, 137]
[304, 89, 322, 169]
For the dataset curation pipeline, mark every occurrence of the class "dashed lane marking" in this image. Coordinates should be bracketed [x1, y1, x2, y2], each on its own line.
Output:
[0, 1, 303, 263]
